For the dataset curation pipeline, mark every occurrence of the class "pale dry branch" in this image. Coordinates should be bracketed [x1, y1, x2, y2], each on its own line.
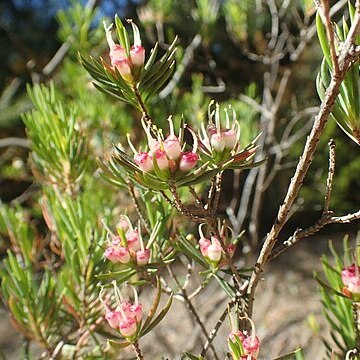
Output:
[246, 6, 360, 316]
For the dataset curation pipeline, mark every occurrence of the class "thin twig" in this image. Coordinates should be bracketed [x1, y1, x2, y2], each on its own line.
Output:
[132, 341, 144, 360]
[200, 299, 243, 358]
[269, 209, 360, 261]
[127, 183, 151, 233]
[133, 85, 152, 126]
[0, 137, 30, 148]
[167, 266, 220, 360]
[323, 139, 336, 214]
[159, 34, 202, 99]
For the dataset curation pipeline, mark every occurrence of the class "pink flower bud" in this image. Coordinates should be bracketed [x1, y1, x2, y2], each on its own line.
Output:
[117, 218, 130, 233]
[130, 45, 145, 68]
[342, 264, 360, 296]
[207, 237, 222, 262]
[154, 149, 169, 171]
[109, 44, 127, 66]
[105, 246, 131, 264]
[115, 247, 131, 264]
[199, 237, 211, 258]
[210, 132, 226, 153]
[129, 303, 143, 322]
[164, 135, 182, 160]
[105, 308, 122, 328]
[349, 277, 360, 295]
[126, 230, 141, 252]
[105, 246, 118, 262]
[179, 152, 199, 172]
[342, 264, 357, 286]
[243, 335, 260, 358]
[134, 152, 153, 172]
[223, 129, 238, 149]
[119, 317, 137, 338]
[112, 58, 133, 82]
[136, 249, 151, 266]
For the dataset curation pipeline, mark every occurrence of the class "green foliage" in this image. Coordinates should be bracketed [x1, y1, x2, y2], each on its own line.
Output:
[80, 17, 178, 109]
[57, 2, 103, 53]
[316, 238, 356, 358]
[22, 82, 88, 193]
[316, 3, 360, 145]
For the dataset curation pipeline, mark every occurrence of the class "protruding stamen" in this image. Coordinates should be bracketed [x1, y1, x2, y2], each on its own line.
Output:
[187, 127, 198, 154]
[215, 103, 221, 133]
[126, 133, 137, 154]
[102, 218, 115, 237]
[103, 21, 116, 49]
[208, 100, 215, 125]
[99, 286, 106, 306]
[198, 223, 206, 239]
[130, 284, 139, 305]
[168, 115, 175, 137]
[128, 19, 142, 47]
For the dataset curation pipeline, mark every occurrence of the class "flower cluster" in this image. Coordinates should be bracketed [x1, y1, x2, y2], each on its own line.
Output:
[101, 283, 142, 340]
[341, 264, 360, 299]
[132, 117, 199, 177]
[104, 217, 150, 267]
[228, 315, 260, 360]
[198, 224, 236, 268]
[104, 19, 145, 83]
[199, 101, 240, 163]
[228, 330, 260, 360]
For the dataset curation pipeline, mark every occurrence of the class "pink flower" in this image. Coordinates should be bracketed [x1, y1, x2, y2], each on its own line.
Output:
[136, 249, 151, 266]
[179, 152, 199, 172]
[119, 317, 137, 338]
[116, 218, 130, 233]
[210, 132, 226, 153]
[126, 230, 141, 252]
[134, 152, 153, 172]
[130, 45, 145, 68]
[199, 237, 211, 258]
[223, 129, 238, 149]
[207, 237, 222, 262]
[112, 58, 133, 82]
[228, 330, 260, 359]
[104, 246, 118, 262]
[121, 300, 143, 322]
[129, 303, 143, 322]
[111, 235, 122, 246]
[105, 246, 131, 264]
[154, 149, 169, 171]
[164, 135, 182, 161]
[342, 264, 357, 286]
[109, 44, 127, 66]
[105, 307, 122, 328]
[342, 264, 360, 297]
[243, 335, 260, 358]
[228, 330, 246, 343]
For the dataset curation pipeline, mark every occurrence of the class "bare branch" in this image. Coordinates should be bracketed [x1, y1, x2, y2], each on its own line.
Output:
[246, 7, 360, 316]
[0, 137, 30, 148]
[320, 0, 340, 75]
[323, 139, 336, 213]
